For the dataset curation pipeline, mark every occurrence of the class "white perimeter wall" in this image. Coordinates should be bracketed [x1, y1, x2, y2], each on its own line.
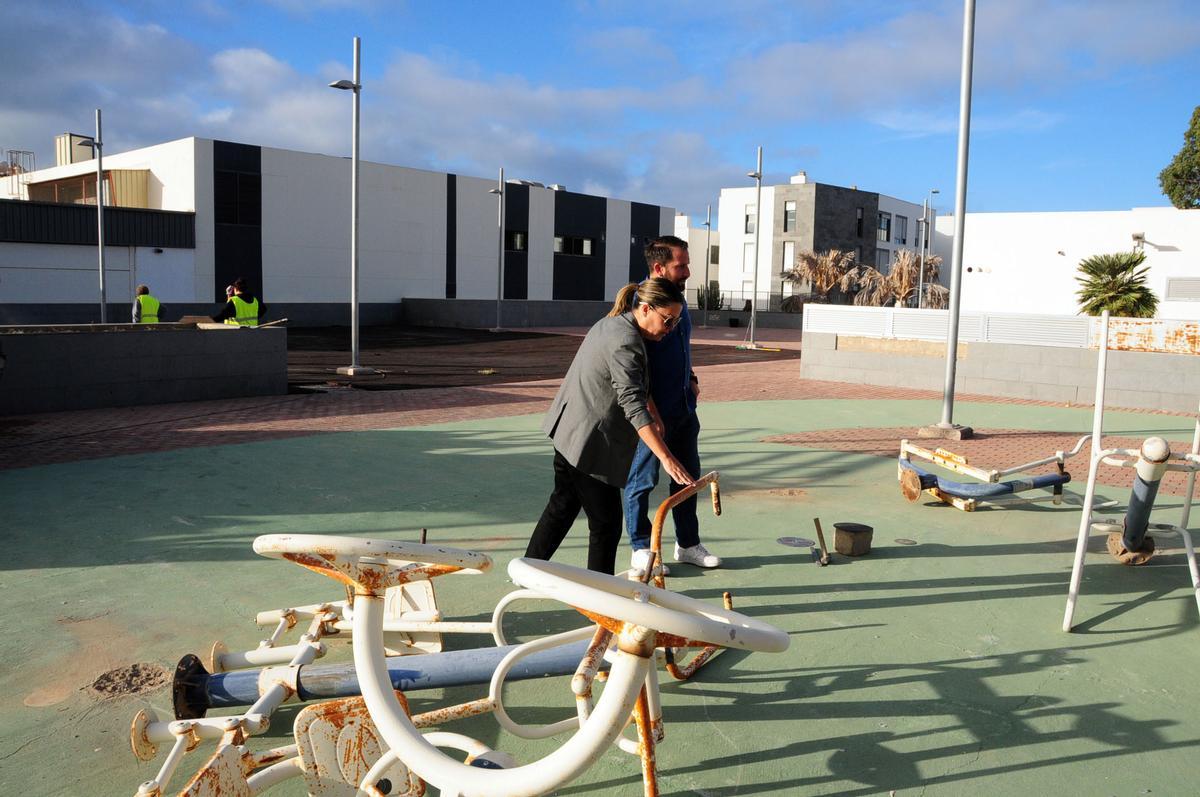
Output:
[935, 207, 1200, 319]
[717, 185, 775, 304]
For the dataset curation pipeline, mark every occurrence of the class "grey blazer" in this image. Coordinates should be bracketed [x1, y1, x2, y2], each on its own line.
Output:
[542, 312, 654, 487]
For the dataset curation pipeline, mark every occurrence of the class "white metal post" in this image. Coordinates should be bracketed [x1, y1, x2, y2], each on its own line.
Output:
[1063, 310, 1110, 632]
[916, 197, 927, 309]
[335, 37, 375, 377]
[749, 147, 762, 348]
[95, 109, 107, 323]
[702, 203, 711, 328]
[492, 167, 505, 332]
[936, 0, 976, 432]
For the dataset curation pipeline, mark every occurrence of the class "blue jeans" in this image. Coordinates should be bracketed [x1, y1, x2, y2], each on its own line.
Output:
[624, 411, 701, 551]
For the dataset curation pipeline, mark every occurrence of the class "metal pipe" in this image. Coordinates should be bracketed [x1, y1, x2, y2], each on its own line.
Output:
[494, 166, 505, 331]
[749, 147, 763, 347]
[1121, 437, 1171, 551]
[916, 196, 927, 309]
[937, 0, 976, 428]
[95, 109, 107, 323]
[351, 37, 361, 367]
[702, 203, 711, 328]
[184, 636, 595, 714]
[1063, 310, 1110, 632]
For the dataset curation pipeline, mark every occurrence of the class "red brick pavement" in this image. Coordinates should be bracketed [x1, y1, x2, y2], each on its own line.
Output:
[1, 354, 1194, 472]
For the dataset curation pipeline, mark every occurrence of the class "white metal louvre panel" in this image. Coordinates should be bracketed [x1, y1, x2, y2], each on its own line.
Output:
[984, 314, 1090, 347]
[891, 310, 948, 340]
[1166, 277, 1200, 301]
[803, 305, 889, 336]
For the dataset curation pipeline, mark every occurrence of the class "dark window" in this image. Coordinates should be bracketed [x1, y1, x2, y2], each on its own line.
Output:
[877, 211, 891, 243]
[554, 235, 593, 256]
[214, 170, 260, 226]
[505, 230, 527, 251]
[784, 200, 797, 232]
[744, 204, 756, 234]
[856, 207, 864, 237]
[710, 244, 719, 264]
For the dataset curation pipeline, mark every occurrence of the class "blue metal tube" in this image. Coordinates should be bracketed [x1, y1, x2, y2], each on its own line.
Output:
[1123, 438, 1171, 551]
[199, 639, 592, 714]
[898, 459, 1070, 499]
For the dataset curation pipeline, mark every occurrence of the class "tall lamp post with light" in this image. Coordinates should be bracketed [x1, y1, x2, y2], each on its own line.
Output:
[330, 36, 376, 377]
[488, 168, 506, 332]
[744, 146, 763, 349]
[701, 203, 711, 328]
[76, 110, 107, 322]
[916, 188, 939, 309]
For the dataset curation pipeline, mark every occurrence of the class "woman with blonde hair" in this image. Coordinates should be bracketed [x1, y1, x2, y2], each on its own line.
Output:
[525, 277, 696, 574]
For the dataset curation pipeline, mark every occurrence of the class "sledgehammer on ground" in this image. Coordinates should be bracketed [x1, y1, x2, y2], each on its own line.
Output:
[812, 518, 831, 566]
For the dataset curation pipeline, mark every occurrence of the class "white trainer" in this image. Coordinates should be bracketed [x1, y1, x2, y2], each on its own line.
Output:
[674, 542, 721, 568]
[630, 547, 669, 578]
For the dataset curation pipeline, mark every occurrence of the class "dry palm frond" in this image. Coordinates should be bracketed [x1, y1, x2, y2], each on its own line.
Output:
[888, 250, 944, 306]
[923, 283, 950, 309]
[784, 249, 856, 299]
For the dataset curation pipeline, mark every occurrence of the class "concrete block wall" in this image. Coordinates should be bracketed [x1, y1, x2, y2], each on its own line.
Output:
[0, 326, 287, 416]
[800, 332, 1200, 414]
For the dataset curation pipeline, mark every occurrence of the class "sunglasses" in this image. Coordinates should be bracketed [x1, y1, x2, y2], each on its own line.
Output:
[652, 307, 681, 329]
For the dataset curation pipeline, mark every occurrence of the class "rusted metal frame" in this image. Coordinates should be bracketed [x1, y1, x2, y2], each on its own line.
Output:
[665, 591, 734, 679]
[900, 440, 997, 482]
[648, 470, 721, 591]
[633, 685, 660, 797]
[572, 625, 615, 724]
[410, 696, 496, 727]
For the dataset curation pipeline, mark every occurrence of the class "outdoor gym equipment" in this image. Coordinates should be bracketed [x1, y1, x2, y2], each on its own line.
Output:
[1062, 312, 1200, 631]
[897, 437, 1086, 512]
[644, 470, 731, 679]
[253, 534, 787, 797]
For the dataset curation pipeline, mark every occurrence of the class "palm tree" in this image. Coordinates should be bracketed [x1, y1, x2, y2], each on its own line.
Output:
[783, 249, 856, 300]
[1076, 252, 1158, 318]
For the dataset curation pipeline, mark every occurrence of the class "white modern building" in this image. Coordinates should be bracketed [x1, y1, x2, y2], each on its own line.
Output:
[716, 171, 928, 310]
[673, 213, 720, 296]
[0, 136, 674, 324]
[933, 207, 1200, 319]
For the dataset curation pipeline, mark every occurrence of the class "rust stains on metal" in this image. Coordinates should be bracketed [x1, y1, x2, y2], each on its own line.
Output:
[411, 696, 494, 727]
[633, 686, 660, 797]
[1097, 318, 1200, 355]
[283, 552, 356, 589]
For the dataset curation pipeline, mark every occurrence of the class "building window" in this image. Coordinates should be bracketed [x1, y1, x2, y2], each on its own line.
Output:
[876, 248, 891, 271]
[505, 230, 527, 252]
[744, 204, 756, 234]
[214, 170, 261, 225]
[781, 240, 795, 274]
[877, 211, 891, 243]
[743, 242, 755, 273]
[554, 235, 593, 256]
[895, 215, 908, 245]
[783, 200, 796, 232]
[856, 207, 864, 237]
[709, 244, 719, 265]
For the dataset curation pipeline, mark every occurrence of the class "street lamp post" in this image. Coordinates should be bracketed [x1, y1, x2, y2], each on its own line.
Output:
[702, 203, 711, 328]
[488, 168, 505, 332]
[331, 36, 376, 377]
[921, 0, 975, 440]
[93, 110, 107, 323]
[916, 188, 939, 309]
[746, 146, 763, 349]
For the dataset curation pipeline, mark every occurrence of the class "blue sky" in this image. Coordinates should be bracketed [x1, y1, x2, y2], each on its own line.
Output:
[4, 0, 1199, 222]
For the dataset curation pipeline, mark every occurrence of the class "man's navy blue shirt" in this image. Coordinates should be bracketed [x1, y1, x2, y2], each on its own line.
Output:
[645, 302, 695, 421]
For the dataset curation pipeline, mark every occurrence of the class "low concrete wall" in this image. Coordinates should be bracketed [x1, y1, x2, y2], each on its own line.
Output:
[800, 331, 1200, 414]
[0, 325, 287, 416]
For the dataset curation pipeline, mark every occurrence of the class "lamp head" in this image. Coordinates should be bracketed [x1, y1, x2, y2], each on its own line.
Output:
[328, 79, 358, 91]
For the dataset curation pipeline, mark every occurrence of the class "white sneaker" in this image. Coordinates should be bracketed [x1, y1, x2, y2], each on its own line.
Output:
[630, 548, 670, 578]
[674, 542, 721, 568]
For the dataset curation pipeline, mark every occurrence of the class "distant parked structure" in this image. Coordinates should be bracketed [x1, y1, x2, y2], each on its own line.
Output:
[0, 137, 674, 325]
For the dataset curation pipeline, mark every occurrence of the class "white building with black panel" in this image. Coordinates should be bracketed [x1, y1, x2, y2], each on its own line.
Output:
[0, 137, 674, 325]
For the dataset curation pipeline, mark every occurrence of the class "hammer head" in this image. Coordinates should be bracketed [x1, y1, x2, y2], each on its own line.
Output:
[811, 547, 828, 566]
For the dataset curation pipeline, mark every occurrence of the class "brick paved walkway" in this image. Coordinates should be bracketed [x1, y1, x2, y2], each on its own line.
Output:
[1, 339, 1194, 472]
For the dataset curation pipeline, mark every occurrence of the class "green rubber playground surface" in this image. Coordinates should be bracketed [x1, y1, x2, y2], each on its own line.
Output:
[2, 397, 1198, 795]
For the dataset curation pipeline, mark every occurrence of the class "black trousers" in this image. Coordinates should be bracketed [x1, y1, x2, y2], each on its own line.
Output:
[525, 450, 623, 575]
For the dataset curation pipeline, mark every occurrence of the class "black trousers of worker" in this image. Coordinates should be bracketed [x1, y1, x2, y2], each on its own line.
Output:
[525, 450, 624, 575]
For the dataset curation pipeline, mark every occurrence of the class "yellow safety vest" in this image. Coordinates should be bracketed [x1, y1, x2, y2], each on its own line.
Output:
[224, 295, 260, 327]
[137, 294, 160, 323]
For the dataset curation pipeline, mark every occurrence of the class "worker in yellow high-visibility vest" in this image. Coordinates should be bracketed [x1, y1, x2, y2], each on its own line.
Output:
[132, 284, 161, 323]
[213, 278, 264, 327]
